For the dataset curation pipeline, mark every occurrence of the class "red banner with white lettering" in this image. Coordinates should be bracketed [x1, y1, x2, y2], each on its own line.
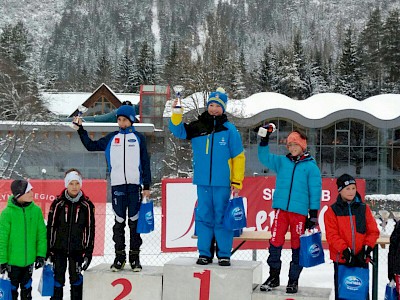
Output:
[0, 179, 107, 256]
[161, 177, 365, 252]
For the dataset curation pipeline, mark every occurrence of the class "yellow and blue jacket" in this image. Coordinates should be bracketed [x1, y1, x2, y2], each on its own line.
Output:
[169, 111, 245, 189]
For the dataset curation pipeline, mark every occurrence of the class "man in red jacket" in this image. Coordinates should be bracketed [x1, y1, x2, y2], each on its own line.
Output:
[324, 173, 379, 300]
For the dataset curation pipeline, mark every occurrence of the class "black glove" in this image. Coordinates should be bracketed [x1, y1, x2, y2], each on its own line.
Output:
[356, 245, 373, 264]
[254, 123, 275, 146]
[341, 247, 354, 265]
[0, 263, 8, 274]
[305, 209, 318, 230]
[82, 253, 92, 271]
[34, 256, 45, 269]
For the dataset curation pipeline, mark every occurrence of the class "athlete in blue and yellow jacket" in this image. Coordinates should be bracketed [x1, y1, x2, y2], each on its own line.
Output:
[74, 102, 151, 272]
[169, 87, 245, 266]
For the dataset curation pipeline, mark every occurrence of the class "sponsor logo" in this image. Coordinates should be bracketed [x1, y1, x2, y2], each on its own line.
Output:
[145, 211, 153, 225]
[344, 276, 363, 291]
[128, 139, 136, 143]
[232, 207, 244, 221]
[115, 137, 120, 144]
[114, 191, 125, 196]
[308, 243, 321, 258]
[219, 137, 227, 146]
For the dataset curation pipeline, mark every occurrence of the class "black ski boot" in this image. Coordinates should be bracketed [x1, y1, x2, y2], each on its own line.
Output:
[129, 250, 142, 272]
[196, 256, 213, 265]
[111, 250, 126, 271]
[286, 279, 298, 294]
[218, 257, 231, 266]
[260, 268, 280, 292]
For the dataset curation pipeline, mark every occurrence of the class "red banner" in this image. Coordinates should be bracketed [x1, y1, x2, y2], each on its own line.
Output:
[161, 176, 365, 252]
[0, 179, 107, 256]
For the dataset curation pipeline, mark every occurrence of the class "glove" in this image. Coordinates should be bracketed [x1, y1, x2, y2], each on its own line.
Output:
[34, 256, 45, 269]
[341, 247, 354, 265]
[254, 123, 276, 146]
[356, 245, 373, 264]
[82, 253, 92, 271]
[0, 263, 8, 274]
[305, 209, 318, 230]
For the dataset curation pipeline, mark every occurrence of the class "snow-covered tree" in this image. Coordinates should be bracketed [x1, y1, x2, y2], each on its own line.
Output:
[381, 9, 400, 93]
[335, 27, 363, 100]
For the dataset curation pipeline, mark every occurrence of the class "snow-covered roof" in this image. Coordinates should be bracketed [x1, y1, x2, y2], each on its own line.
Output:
[41, 92, 140, 116]
[0, 121, 154, 133]
[164, 92, 400, 128]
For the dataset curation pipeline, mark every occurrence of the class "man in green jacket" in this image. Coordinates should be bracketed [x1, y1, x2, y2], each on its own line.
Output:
[0, 180, 47, 300]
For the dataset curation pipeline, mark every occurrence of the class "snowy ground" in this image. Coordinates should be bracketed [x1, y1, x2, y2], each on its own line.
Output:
[30, 205, 391, 300]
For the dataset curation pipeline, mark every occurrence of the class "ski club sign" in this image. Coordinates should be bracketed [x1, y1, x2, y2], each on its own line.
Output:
[161, 177, 365, 252]
[0, 179, 107, 256]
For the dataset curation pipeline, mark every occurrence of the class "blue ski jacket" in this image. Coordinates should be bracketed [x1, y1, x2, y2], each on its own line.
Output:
[258, 145, 321, 216]
[78, 125, 151, 189]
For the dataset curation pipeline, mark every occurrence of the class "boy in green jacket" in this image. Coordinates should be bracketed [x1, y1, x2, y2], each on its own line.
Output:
[0, 180, 47, 300]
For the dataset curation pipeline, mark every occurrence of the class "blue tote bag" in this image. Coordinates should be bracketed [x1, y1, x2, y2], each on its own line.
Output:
[0, 273, 12, 300]
[223, 196, 246, 230]
[338, 265, 369, 299]
[137, 198, 154, 234]
[384, 280, 398, 300]
[299, 230, 325, 267]
[38, 262, 54, 296]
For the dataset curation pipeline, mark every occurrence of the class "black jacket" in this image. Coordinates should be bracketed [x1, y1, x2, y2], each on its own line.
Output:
[389, 221, 400, 279]
[47, 190, 95, 256]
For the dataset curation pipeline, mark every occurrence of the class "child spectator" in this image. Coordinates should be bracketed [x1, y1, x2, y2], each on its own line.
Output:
[169, 87, 245, 266]
[0, 180, 47, 300]
[258, 128, 322, 293]
[388, 218, 400, 297]
[73, 101, 151, 272]
[324, 173, 379, 300]
[47, 168, 95, 300]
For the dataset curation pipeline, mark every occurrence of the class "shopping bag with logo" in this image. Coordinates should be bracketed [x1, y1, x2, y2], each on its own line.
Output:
[338, 265, 369, 299]
[384, 280, 398, 300]
[299, 230, 325, 267]
[0, 272, 12, 300]
[137, 198, 154, 233]
[38, 262, 54, 297]
[223, 196, 246, 230]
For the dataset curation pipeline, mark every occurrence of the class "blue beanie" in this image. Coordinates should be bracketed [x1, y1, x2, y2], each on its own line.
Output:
[116, 105, 136, 124]
[207, 87, 228, 112]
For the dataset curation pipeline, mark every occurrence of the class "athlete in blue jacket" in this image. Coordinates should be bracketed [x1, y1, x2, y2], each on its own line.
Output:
[258, 129, 321, 294]
[74, 101, 151, 272]
[169, 87, 245, 266]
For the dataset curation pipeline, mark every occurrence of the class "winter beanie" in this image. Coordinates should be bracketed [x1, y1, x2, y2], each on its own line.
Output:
[336, 173, 356, 192]
[11, 179, 33, 199]
[116, 104, 136, 124]
[207, 87, 228, 112]
[64, 171, 83, 188]
[287, 131, 307, 151]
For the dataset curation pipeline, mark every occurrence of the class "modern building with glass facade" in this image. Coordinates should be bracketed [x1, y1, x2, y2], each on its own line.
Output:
[228, 93, 400, 195]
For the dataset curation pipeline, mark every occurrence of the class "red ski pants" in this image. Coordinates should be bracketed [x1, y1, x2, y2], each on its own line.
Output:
[270, 209, 306, 249]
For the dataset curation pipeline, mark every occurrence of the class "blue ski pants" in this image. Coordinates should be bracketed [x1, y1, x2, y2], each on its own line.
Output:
[195, 185, 233, 258]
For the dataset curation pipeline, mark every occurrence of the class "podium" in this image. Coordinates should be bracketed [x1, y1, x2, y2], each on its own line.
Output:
[252, 285, 332, 300]
[83, 263, 163, 300]
[162, 257, 262, 300]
